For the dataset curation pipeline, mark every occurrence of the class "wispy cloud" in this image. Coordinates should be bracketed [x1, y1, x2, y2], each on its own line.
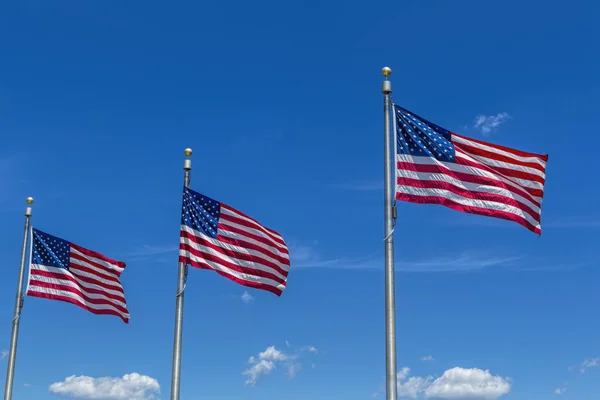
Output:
[332, 181, 382, 192]
[241, 291, 254, 304]
[420, 355, 434, 362]
[580, 357, 599, 373]
[473, 113, 511, 135]
[242, 343, 319, 386]
[126, 244, 178, 258]
[544, 216, 600, 229]
[554, 386, 568, 395]
[292, 250, 522, 273]
[1, 350, 8, 360]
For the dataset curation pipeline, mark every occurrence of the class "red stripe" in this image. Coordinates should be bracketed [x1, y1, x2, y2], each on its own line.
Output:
[219, 212, 288, 252]
[396, 192, 541, 234]
[70, 243, 125, 273]
[28, 279, 128, 314]
[454, 154, 545, 198]
[221, 204, 286, 246]
[452, 131, 549, 162]
[29, 271, 126, 304]
[70, 252, 121, 279]
[216, 227, 290, 266]
[32, 267, 125, 296]
[26, 289, 129, 323]
[397, 161, 541, 208]
[181, 230, 288, 277]
[396, 177, 540, 223]
[452, 141, 546, 173]
[179, 243, 287, 285]
[69, 254, 122, 284]
[179, 255, 283, 296]
[454, 146, 546, 185]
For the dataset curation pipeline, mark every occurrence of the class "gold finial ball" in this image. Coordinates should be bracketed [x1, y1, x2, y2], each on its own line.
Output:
[184, 148, 193, 157]
[26, 197, 34, 205]
[382, 66, 392, 77]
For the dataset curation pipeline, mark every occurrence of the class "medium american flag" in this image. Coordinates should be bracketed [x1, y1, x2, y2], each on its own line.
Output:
[179, 186, 290, 296]
[26, 228, 130, 323]
[394, 104, 548, 234]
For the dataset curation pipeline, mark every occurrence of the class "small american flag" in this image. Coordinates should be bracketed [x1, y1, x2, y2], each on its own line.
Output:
[179, 186, 290, 296]
[26, 228, 130, 323]
[394, 104, 548, 234]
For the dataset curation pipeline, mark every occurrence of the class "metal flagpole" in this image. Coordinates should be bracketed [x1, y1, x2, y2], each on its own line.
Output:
[170, 148, 192, 400]
[382, 67, 398, 400]
[4, 197, 34, 400]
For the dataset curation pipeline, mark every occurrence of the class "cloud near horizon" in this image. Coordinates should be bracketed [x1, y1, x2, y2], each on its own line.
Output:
[48, 373, 160, 400]
[373, 366, 511, 399]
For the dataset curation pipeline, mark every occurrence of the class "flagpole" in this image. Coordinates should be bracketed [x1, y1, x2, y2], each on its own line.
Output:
[4, 197, 34, 400]
[170, 148, 192, 400]
[382, 67, 398, 400]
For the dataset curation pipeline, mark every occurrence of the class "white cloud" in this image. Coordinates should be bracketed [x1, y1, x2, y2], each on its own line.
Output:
[398, 367, 434, 399]
[473, 113, 510, 135]
[425, 367, 511, 399]
[48, 373, 160, 400]
[580, 357, 599, 373]
[421, 355, 434, 361]
[243, 344, 318, 386]
[389, 366, 510, 400]
[23, 383, 31, 387]
[241, 291, 254, 304]
[554, 387, 567, 395]
[1, 350, 8, 360]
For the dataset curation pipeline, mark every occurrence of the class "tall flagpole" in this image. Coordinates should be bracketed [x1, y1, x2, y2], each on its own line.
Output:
[382, 67, 398, 400]
[4, 197, 34, 400]
[170, 148, 192, 400]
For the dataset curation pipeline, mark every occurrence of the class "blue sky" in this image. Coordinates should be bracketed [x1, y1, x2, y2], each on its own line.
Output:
[1, 0, 599, 399]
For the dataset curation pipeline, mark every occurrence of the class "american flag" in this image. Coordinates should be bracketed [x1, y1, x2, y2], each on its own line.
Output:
[26, 228, 130, 323]
[179, 186, 290, 296]
[394, 104, 548, 234]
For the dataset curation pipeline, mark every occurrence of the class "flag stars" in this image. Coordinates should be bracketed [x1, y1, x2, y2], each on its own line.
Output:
[395, 108, 456, 162]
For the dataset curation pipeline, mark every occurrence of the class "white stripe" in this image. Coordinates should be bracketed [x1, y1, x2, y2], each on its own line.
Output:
[397, 154, 543, 204]
[180, 235, 288, 281]
[179, 249, 286, 292]
[31, 264, 125, 298]
[454, 152, 545, 192]
[221, 206, 286, 244]
[181, 225, 290, 271]
[396, 168, 541, 217]
[218, 221, 290, 261]
[458, 150, 546, 180]
[29, 270, 127, 309]
[68, 261, 125, 292]
[452, 134, 547, 167]
[71, 247, 124, 274]
[396, 185, 541, 229]
[69, 253, 121, 281]
[27, 286, 129, 320]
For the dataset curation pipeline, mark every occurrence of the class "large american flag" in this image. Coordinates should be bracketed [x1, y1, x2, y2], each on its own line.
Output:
[179, 186, 290, 296]
[394, 104, 548, 234]
[26, 228, 130, 323]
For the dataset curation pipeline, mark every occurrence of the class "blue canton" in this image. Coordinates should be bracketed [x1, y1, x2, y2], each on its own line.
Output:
[32, 228, 71, 270]
[394, 105, 456, 163]
[181, 186, 221, 238]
